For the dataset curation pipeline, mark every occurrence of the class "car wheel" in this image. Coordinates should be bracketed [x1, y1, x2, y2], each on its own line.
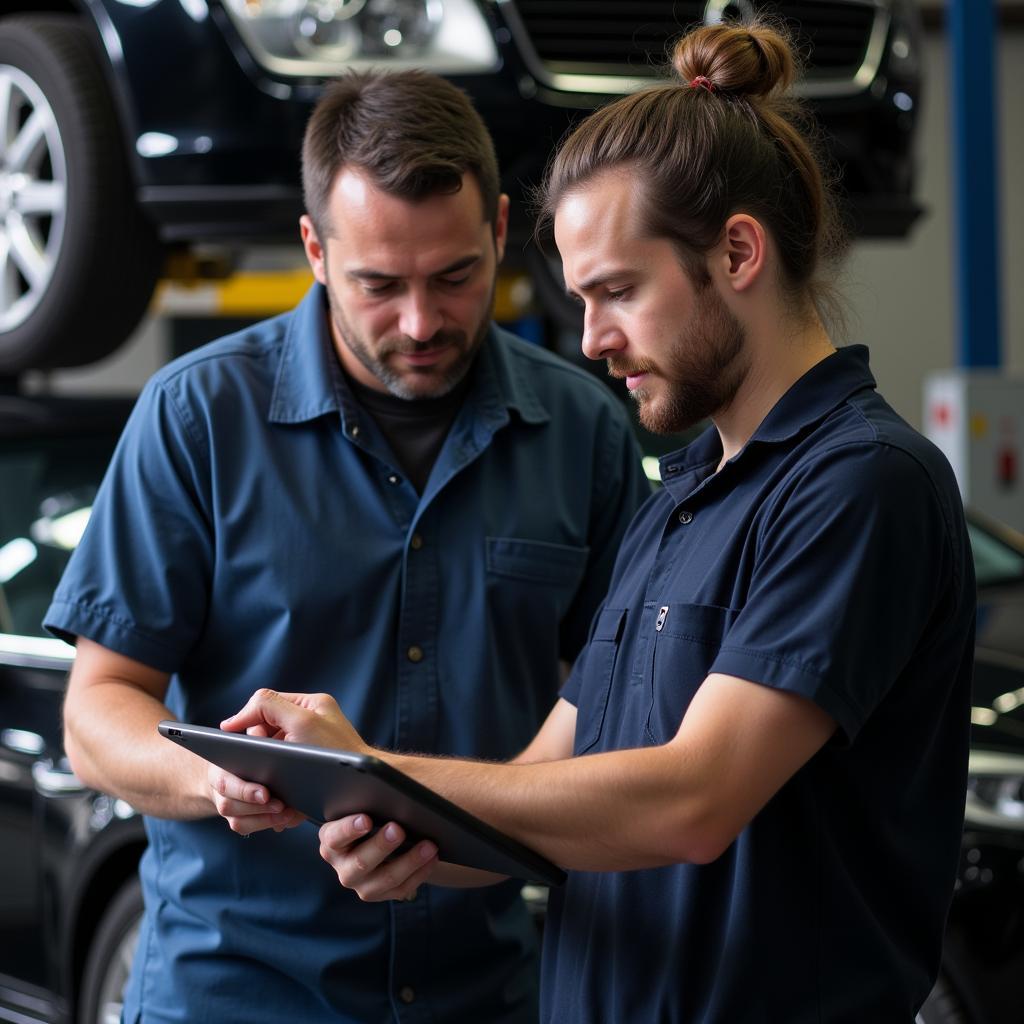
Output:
[915, 972, 973, 1024]
[0, 15, 162, 375]
[78, 875, 143, 1024]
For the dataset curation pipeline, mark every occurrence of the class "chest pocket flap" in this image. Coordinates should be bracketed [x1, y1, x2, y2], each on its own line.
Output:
[486, 537, 590, 586]
[573, 606, 627, 755]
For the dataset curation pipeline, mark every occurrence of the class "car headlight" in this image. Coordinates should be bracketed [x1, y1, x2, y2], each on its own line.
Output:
[222, 0, 499, 77]
[965, 751, 1024, 831]
[884, 0, 925, 71]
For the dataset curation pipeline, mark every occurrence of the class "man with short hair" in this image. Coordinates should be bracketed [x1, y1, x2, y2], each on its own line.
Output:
[219, 24, 976, 1024]
[47, 71, 648, 1023]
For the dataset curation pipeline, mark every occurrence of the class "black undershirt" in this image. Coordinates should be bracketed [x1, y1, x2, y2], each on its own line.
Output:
[346, 367, 475, 493]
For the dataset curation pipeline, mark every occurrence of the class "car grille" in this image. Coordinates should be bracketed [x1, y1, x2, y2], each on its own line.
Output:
[508, 1, 883, 90]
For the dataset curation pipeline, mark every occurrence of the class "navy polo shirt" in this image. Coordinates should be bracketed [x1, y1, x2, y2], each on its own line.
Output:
[543, 347, 975, 1024]
[45, 285, 648, 1024]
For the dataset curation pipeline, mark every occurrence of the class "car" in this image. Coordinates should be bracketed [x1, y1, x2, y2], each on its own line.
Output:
[937, 509, 1024, 1024]
[1, 393, 1022, 1024]
[0, 0, 923, 375]
[0, 394, 142, 1024]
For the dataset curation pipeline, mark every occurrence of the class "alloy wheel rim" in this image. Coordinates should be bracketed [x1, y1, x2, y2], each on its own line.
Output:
[0, 63, 67, 334]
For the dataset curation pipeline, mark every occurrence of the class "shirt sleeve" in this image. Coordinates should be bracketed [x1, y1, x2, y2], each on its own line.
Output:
[710, 441, 959, 743]
[43, 376, 214, 672]
[558, 400, 651, 661]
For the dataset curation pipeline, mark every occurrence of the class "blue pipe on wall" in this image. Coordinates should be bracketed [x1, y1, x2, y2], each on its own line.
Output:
[949, 0, 1002, 368]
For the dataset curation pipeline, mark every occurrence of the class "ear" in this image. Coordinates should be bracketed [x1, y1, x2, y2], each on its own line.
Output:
[493, 193, 511, 264]
[300, 214, 328, 286]
[713, 213, 767, 294]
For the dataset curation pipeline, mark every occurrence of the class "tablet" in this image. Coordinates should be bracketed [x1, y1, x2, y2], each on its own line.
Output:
[159, 721, 565, 886]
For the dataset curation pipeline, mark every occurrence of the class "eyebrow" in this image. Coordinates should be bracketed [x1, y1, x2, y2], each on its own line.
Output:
[347, 254, 481, 282]
[565, 270, 628, 299]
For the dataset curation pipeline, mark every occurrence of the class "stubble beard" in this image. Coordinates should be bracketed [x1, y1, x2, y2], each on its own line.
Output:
[613, 285, 750, 435]
[324, 278, 495, 400]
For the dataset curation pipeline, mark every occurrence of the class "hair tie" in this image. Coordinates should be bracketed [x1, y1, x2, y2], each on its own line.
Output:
[690, 75, 716, 94]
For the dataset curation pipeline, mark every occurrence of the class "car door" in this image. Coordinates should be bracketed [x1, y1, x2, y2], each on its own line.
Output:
[0, 402, 127, 1013]
[0, 636, 74, 1002]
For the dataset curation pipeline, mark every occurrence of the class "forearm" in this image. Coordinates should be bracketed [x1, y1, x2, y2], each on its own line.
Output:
[381, 676, 835, 873]
[64, 679, 212, 819]
[386, 744, 716, 872]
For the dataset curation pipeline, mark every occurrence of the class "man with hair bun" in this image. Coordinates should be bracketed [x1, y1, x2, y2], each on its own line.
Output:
[217, 22, 975, 1023]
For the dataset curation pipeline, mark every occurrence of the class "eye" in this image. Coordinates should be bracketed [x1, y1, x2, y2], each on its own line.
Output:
[362, 281, 396, 296]
[438, 273, 471, 288]
[607, 286, 632, 302]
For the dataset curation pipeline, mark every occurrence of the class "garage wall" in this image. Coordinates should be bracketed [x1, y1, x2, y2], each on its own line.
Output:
[847, 23, 1024, 428]
[31, 22, 1024, 431]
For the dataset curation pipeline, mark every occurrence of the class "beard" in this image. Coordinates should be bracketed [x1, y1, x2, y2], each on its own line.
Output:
[324, 277, 494, 400]
[609, 284, 750, 434]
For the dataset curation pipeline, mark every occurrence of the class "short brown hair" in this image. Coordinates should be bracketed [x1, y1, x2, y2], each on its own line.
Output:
[302, 70, 500, 237]
[539, 21, 848, 324]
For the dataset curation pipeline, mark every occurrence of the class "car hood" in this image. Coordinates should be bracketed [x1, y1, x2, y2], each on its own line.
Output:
[972, 583, 1024, 755]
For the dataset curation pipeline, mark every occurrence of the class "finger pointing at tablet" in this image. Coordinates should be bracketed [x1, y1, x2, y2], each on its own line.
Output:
[222, 689, 368, 754]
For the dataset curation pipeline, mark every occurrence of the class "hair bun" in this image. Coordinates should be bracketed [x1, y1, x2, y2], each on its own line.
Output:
[672, 22, 797, 98]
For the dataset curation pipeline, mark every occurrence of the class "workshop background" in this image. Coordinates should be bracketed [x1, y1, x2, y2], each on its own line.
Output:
[2, 3, 1023, 1024]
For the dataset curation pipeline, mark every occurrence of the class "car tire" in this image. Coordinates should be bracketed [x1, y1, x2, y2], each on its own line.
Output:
[78, 875, 143, 1024]
[915, 972, 973, 1024]
[0, 15, 162, 375]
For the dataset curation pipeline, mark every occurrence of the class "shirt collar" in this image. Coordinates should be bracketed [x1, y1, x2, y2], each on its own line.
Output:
[269, 283, 550, 428]
[470, 324, 550, 428]
[658, 344, 877, 490]
[269, 284, 348, 425]
[750, 344, 876, 444]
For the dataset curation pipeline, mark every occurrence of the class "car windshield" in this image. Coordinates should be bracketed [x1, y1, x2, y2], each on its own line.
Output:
[0, 433, 119, 639]
[968, 517, 1024, 588]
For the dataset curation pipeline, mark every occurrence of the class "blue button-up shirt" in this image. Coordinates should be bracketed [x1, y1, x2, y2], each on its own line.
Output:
[46, 285, 648, 1024]
[542, 346, 975, 1023]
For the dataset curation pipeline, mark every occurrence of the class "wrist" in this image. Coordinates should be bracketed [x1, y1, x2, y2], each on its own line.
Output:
[191, 756, 219, 814]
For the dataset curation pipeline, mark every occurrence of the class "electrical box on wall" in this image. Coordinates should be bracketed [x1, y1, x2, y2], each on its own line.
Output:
[924, 371, 1024, 530]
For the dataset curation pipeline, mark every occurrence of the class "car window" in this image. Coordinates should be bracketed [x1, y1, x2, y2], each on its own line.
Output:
[0, 435, 117, 638]
[968, 520, 1024, 588]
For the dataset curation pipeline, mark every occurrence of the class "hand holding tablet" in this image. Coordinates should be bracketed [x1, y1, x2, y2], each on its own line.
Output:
[160, 720, 565, 886]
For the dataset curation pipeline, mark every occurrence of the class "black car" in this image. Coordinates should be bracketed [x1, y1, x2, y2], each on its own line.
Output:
[0, 395, 143, 1024]
[942, 511, 1024, 1024]
[1, 395, 1023, 1024]
[0, 0, 923, 375]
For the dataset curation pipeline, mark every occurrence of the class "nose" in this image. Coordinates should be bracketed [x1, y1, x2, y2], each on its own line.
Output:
[399, 289, 444, 343]
[580, 305, 626, 362]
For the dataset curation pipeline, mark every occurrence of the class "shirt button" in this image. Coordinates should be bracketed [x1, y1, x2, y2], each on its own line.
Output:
[678, 510, 693, 524]
[387, 474, 400, 485]
[398, 986, 415, 1004]
[349, 424, 361, 439]
[407, 645, 424, 663]
[410, 534, 423, 551]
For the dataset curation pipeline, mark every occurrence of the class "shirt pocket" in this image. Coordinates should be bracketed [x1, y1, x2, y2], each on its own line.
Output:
[573, 606, 628, 754]
[484, 537, 592, 669]
[485, 537, 590, 587]
[644, 603, 732, 745]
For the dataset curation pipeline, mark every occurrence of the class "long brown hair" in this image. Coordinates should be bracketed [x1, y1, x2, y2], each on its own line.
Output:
[302, 70, 500, 238]
[538, 21, 848, 325]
